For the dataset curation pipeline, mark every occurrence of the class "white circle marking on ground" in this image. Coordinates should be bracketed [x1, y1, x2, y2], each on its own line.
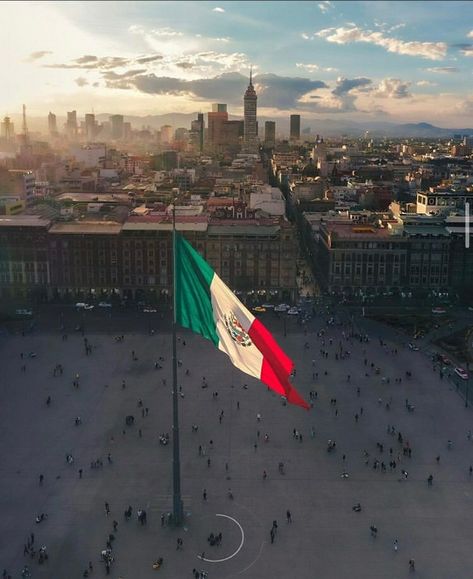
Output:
[199, 513, 245, 563]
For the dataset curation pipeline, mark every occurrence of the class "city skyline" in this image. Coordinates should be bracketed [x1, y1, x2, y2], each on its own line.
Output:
[2, 1, 473, 126]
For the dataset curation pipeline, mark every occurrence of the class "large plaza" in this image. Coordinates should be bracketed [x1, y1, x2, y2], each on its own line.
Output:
[1, 305, 473, 579]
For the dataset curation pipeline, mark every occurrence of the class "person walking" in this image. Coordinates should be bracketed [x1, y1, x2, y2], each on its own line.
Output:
[286, 510, 292, 523]
[394, 539, 399, 552]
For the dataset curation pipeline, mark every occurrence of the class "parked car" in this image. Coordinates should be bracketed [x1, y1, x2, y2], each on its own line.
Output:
[15, 309, 33, 316]
[261, 303, 275, 309]
[253, 306, 266, 313]
[455, 367, 469, 380]
[98, 302, 112, 308]
[408, 343, 419, 351]
[274, 304, 290, 312]
[287, 307, 300, 315]
[143, 307, 157, 313]
[432, 307, 446, 315]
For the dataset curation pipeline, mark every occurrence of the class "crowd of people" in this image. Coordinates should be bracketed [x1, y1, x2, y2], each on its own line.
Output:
[2, 302, 471, 577]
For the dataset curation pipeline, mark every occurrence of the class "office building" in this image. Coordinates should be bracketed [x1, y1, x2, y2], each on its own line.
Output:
[290, 115, 301, 142]
[85, 114, 96, 142]
[190, 113, 205, 152]
[66, 111, 78, 140]
[48, 112, 57, 137]
[243, 70, 258, 154]
[110, 114, 124, 140]
[0, 116, 14, 141]
[264, 121, 276, 148]
[207, 104, 228, 152]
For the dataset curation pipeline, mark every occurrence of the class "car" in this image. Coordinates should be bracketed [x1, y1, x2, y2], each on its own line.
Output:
[432, 307, 446, 315]
[274, 304, 290, 312]
[261, 303, 275, 309]
[143, 307, 157, 313]
[253, 306, 266, 313]
[287, 307, 300, 315]
[84, 304, 94, 310]
[75, 302, 87, 309]
[455, 367, 469, 380]
[408, 343, 419, 351]
[15, 309, 33, 316]
[98, 302, 112, 308]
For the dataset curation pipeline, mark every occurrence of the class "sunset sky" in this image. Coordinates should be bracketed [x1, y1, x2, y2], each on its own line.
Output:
[2, 0, 473, 126]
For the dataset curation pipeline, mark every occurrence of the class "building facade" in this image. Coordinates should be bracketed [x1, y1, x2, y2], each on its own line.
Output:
[0, 214, 297, 304]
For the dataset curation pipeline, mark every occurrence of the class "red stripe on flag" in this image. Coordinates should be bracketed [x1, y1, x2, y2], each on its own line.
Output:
[248, 318, 309, 410]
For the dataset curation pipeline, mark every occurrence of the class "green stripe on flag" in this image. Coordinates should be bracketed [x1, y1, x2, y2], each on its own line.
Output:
[175, 233, 219, 346]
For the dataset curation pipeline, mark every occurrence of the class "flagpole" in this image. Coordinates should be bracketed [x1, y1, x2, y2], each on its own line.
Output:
[171, 201, 184, 526]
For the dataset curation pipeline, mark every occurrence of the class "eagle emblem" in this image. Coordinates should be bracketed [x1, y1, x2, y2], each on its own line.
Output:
[223, 311, 252, 347]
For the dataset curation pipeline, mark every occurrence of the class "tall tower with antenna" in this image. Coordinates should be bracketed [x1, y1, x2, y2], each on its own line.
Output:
[243, 66, 258, 154]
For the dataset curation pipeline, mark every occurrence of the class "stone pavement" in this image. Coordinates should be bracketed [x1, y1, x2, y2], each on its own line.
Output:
[1, 306, 473, 578]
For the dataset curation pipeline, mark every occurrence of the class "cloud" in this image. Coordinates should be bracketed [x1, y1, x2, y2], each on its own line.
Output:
[25, 50, 52, 62]
[332, 76, 372, 96]
[374, 78, 410, 98]
[75, 55, 98, 64]
[318, 1, 332, 14]
[150, 27, 183, 37]
[135, 54, 163, 64]
[296, 63, 338, 72]
[315, 25, 447, 60]
[416, 80, 436, 86]
[425, 66, 459, 73]
[104, 71, 328, 110]
[42, 54, 163, 70]
[213, 6, 225, 12]
[176, 62, 194, 69]
[75, 77, 89, 87]
[101, 69, 148, 80]
[468, 30, 473, 39]
[301, 33, 310, 40]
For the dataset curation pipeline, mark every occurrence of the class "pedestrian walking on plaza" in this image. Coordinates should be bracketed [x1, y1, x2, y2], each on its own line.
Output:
[270, 528, 275, 544]
[177, 537, 183, 550]
[202, 489, 207, 501]
[427, 474, 433, 486]
[286, 510, 292, 523]
[409, 559, 415, 571]
[105, 502, 110, 516]
[39, 474, 44, 486]
[394, 539, 399, 552]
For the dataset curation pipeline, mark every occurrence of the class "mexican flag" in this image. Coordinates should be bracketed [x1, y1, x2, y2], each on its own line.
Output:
[175, 233, 309, 409]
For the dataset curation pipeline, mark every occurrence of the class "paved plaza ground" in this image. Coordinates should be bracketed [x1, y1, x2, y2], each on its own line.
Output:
[1, 305, 473, 579]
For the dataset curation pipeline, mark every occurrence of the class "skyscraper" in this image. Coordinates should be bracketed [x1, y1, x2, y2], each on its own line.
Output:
[264, 121, 276, 148]
[110, 114, 124, 139]
[66, 110, 78, 140]
[190, 112, 205, 152]
[85, 113, 96, 142]
[48, 112, 57, 137]
[290, 114, 301, 142]
[243, 69, 258, 154]
[207, 104, 228, 152]
[1, 116, 14, 141]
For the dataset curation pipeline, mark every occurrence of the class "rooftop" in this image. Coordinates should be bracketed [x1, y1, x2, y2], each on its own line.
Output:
[325, 222, 399, 239]
[48, 222, 123, 235]
[0, 215, 51, 228]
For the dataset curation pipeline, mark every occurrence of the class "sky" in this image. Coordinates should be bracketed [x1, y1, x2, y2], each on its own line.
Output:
[2, 0, 473, 127]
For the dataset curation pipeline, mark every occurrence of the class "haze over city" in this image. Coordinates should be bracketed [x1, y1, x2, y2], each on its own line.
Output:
[2, 0, 473, 126]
